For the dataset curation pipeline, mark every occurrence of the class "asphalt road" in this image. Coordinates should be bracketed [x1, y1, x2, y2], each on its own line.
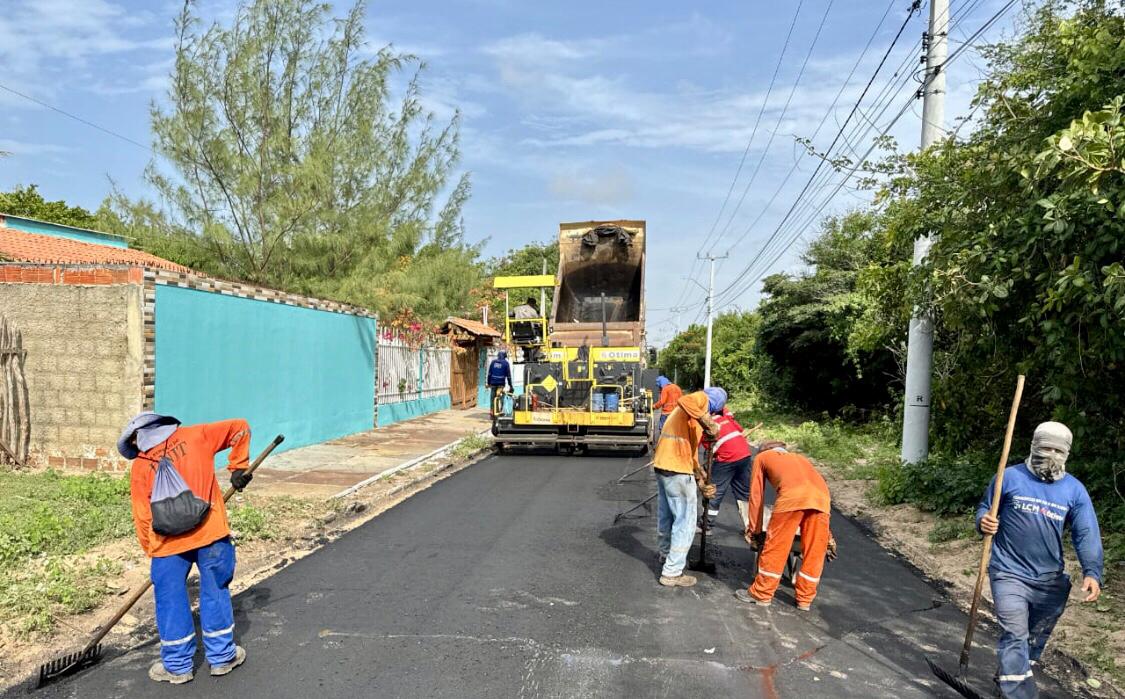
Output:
[25, 451, 1075, 698]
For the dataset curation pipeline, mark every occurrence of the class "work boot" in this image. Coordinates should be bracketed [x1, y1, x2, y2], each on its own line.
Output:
[149, 661, 193, 684]
[734, 588, 771, 606]
[796, 603, 811, 612]
[210, 645, 247, 676]
[659, 574, 698, 587]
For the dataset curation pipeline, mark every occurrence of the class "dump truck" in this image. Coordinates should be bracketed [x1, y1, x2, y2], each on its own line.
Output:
[491, 220, 656, 453]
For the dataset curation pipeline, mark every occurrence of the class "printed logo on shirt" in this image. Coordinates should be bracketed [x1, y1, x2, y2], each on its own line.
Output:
[1011, 495, 1067, 522]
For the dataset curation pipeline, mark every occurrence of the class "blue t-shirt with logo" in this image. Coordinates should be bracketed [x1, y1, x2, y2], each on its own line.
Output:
[975, 463, 1103, 583]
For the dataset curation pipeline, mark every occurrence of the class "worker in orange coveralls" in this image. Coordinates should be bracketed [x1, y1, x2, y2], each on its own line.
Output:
[119, 412, 254, 685]
[736, 442, 838, 610]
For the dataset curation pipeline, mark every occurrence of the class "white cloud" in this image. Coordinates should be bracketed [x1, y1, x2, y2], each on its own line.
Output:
[0, 139, 69, 155]
[0, 0, 168, 103]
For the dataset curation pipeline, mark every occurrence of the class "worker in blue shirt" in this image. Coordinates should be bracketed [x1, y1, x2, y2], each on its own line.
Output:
[976, 421, 1103, 699]
[486, 350, 514, 416]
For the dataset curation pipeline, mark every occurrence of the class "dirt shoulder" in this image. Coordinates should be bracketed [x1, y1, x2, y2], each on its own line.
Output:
[0, 441, 493, 692]
[824, 469, 1124, 698]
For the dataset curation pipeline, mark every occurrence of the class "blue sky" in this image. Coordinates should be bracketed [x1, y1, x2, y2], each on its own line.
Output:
[0, 0, 1018, 344]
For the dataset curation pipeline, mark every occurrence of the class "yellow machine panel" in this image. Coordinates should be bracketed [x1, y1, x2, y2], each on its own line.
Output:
[512, 411, 636, 427]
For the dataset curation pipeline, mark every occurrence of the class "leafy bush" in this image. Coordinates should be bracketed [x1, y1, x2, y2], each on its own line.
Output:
[873, 453, 994, 517]
[928, 516, 977, 544]
[229, 502, 271, 541]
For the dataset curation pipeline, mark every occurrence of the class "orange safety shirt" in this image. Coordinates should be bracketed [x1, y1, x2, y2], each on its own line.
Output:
[652, 391, 709, 475]
[130, 419, 251, 558]
[747, 449, 831, 535]
[653, 383, 684, 415]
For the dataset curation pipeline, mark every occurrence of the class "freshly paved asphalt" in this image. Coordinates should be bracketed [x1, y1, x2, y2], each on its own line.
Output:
[25, 451, 1074, 698]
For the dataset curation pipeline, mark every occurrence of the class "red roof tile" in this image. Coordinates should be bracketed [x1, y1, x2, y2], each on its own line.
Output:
[0, 227, 193, 273]
[441, 316, 502, 337]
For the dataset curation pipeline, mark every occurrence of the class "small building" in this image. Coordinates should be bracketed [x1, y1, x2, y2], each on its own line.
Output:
[438, 317, 500, 410]
[1, 218, 378, 469]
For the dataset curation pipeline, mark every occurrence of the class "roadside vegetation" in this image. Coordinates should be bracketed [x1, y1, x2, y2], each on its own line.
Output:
[659, 6, 1125, 685]
[663, 0, 1125, 574]
[0, 470, 132, 637]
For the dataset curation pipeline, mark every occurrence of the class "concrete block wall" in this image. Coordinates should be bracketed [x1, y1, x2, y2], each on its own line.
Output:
[0, 265, 145, 470]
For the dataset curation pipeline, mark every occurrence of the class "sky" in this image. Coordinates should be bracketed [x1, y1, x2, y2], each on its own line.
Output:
[0, 0, 1022, 345]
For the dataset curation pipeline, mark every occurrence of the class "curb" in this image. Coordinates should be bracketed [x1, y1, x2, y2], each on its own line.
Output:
[330, 428, 493, 500]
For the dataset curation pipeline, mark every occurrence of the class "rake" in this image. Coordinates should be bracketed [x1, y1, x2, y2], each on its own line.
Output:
[36, 434, 285, 688]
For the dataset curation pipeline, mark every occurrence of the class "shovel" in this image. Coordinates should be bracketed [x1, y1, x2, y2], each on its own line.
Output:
[689, 449, 717, 575]
[927, 375, 1024, 698]
[36, 434, 285, 688]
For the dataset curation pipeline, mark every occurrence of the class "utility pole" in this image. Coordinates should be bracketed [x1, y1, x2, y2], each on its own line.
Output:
[699, 252, 728, 389]
[901, 0, 948, 464]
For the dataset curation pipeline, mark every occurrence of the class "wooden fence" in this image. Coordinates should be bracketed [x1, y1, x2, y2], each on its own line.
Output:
[0, 315, 30, 467]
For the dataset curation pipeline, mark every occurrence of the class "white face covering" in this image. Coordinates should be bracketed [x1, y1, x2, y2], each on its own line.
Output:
[1027, 421, 1072, 482]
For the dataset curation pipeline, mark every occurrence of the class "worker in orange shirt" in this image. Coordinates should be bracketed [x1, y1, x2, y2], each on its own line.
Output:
[652, 376, 683, 432]
[118, 412, 254, 685]
[651, 389, 720, 587]
[737, 442, 838, 610]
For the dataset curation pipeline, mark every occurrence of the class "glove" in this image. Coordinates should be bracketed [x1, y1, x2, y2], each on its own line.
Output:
[230, 469, 253, 491]
[746, 531, 766, 551]
[700, 482, 717, 500]
[827, 536, 838, 561]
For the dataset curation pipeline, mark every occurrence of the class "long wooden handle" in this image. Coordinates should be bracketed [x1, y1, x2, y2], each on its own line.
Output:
[960, 376, 1024, 671]
[221, 434, 285, 503]
[84, 434, 285, 652]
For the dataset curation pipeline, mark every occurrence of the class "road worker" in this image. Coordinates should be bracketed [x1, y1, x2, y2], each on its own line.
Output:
[511, 296, 540, 319]
[118, 412, 253, 684]
[699, 389, 753, 531]
[651, 390, 721, 588]
[486, 350, 514, 415]
[652, 376, 683, 432]
[737, 443, 837, 610]
[976, 421, 1103, 699]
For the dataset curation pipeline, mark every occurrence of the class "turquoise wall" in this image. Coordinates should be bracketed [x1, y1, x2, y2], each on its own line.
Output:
[154, 285, 376, 457]
[377, 394, 452, 427]
[2, 215, 128, 248]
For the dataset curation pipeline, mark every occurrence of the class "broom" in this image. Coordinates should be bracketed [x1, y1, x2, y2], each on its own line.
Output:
[36, 434, 285, 688]
[927, 375, 1024, 698]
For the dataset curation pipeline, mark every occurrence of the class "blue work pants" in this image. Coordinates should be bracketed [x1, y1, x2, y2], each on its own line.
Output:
[656, 472, 697, 578]
[990, 571, 1070, 699]
[151, 537, 238, 675]
[704, 455, 751, 528]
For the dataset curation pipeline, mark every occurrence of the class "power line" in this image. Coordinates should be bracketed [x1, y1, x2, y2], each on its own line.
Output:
[0, 82, 153, 153]
[668, 0, 808, 323]
[711, 0, 1020, 311]
[709, 0, 924, 306]
[706, 0, 836, 256]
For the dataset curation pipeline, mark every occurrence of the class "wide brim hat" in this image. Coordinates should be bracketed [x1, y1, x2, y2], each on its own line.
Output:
[117, 412, 181, 459]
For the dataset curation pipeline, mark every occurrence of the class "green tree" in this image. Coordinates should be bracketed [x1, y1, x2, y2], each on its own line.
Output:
[756, 211, 898, 415]
[107, 0, 479, 321]
[0, 185, 98, 229]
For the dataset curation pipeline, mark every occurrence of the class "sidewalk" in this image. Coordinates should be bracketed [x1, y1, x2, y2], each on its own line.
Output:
[251, 408, 491, 499]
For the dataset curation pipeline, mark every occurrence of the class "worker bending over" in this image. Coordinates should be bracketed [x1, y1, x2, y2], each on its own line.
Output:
[652, 376, 683, 432]
[651, 390, 720, 587]
[976, 421, 1102, 699]
[699, 390, 753, 531]
[119, 412, 254, 684]
[739, 443, 837, 610]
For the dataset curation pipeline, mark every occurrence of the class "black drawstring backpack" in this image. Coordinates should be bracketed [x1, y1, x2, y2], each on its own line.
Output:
[149, 444, 210, 535]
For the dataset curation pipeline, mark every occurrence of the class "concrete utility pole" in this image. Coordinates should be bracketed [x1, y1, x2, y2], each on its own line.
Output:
[901, 0, 948, 464]
[699, 252, 728, 389]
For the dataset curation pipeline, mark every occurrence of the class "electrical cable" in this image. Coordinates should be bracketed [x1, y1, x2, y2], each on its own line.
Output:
[0, 82, 153, 153]
[711, 0, 1020, 311]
